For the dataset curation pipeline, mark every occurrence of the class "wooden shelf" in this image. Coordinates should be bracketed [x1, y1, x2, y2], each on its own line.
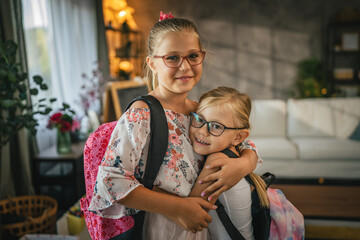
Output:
[272, 184, 360, 220]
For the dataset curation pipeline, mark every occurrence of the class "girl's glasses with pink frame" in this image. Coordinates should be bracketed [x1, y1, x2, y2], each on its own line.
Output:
[153, 51, 206, 68]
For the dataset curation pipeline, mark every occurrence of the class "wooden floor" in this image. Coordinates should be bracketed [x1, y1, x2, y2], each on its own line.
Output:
[272, 184, 360, 240]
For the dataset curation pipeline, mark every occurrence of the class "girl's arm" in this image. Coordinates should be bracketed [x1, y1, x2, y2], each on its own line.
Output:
[189, 152, 223, 207]
[195, 145, 258, 200]
[90, 107, 216, 233]
[118, 185, 216, 233]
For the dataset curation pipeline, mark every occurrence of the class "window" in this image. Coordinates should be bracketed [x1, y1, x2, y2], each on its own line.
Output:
[22, 0, 98, 150]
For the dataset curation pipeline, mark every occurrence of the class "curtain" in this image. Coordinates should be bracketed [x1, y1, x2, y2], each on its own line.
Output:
[0, 0, 108, 198]
[48, 0, 98, 108]
[96, 0, 110, 80]
[0, 0, 35, 198]
[22, 0, 99, 151]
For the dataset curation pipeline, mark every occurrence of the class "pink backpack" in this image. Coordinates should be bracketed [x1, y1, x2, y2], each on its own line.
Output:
[80, 95, 168, 240]
[216, 149, 304, 240]
[80, 121, 134, 240]
[268, 188, 304, 239]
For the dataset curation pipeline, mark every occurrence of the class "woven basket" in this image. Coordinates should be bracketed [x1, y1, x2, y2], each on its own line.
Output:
[0, 195, 58, 238]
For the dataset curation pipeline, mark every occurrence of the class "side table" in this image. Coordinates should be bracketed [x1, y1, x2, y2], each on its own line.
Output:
[33, 142, 86, 211]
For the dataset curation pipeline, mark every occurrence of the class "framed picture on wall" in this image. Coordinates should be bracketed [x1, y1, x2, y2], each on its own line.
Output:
[102, 80, 149, 123]
[342, 32, 359, 51]
[333, 68, 354, 80]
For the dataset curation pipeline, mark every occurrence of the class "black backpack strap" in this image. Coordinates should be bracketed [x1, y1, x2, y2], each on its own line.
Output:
[221, 148, 253, 186]
[221, 149, 275, 188]
[215, 200, 246, 240]
[261, 172, 276, 189]
[124, 95, 168, 240]
[217, 148, 246, 240]
[220, 148, 272, 240]
[125, 95, 168, 189]
[221, 148, 238, 158]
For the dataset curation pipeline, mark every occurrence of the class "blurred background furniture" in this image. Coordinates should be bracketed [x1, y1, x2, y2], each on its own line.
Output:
[0, 195, 58, 240]
[250, 97, 360, 179]
[33, 142, 86, 214]
[250, 97, 360, 238]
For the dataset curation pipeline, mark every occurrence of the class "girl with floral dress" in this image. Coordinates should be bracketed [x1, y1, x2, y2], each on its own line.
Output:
[89, 13, 260, 239]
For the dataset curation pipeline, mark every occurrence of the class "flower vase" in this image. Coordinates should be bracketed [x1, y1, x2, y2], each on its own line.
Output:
[57, 128, 72, 154]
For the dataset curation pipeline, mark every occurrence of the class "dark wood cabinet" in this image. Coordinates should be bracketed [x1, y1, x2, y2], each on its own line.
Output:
[33, 142, 85, 211]
[326, 21, 360, 96]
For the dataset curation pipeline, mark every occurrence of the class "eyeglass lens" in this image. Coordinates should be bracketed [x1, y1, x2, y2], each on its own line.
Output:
[164, 51, 204, 68]
[190, 112, 225, 136]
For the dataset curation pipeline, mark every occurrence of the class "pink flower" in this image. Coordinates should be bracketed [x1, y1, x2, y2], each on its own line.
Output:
[47, 111, 79, 133]
[169, 133, 181, 145]
[159, 11, 174, 21]
[50, 112, 63, 123]
[72, 118, 81, 132]
[59, 120, 72, 132]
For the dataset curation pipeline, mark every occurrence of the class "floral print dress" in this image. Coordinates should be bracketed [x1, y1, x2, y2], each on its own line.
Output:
[88, 108, 259, 239]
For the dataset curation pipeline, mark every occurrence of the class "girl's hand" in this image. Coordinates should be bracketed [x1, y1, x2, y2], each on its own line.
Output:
[197, 150, 257, 200]
[165, 197, 216, 233]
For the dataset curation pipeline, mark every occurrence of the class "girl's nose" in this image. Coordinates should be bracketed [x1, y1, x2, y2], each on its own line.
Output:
[178, 58, 191, 71]
[198, 124, 209, 136]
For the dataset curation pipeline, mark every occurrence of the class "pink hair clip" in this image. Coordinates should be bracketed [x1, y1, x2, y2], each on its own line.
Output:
[159, 11, 174, 21]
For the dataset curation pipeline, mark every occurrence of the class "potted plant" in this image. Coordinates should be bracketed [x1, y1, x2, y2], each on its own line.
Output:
[0, 39, 55, 157]
[47, 103, 80, 153]
[295, 57, 327, 98]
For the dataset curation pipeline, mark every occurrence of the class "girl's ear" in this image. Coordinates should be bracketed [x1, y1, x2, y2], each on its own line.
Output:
[232, 129, 250, 146]
[146, 56, 157, 73]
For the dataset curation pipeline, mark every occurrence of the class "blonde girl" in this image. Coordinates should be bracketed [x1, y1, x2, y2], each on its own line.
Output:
[189, 86, 268, 240]
[89, 15, 259, 239]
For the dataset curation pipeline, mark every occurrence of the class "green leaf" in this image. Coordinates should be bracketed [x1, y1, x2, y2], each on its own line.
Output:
[40, 83, 48, 90]
[2, 99, 15, 108]
[19, 92, 27, 100]
[62, 114, 73, 122]
[18, 84, 26, 92]
[0, 69, 6, 77]
[8, 72, 16, 82]
[63, 103, 70, 109]
[33, 75, 43, 85]
[29, 88, 39, 95]
[44, 107, 52, 114]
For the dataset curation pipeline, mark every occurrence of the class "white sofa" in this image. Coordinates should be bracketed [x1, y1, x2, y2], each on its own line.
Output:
[250, 97, 360, 180]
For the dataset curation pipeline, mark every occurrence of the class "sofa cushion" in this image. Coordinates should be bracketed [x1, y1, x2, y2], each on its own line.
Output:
[250, 100, 287, 137]
[255, 158, 360, 179]
[249, 137, 297, 160]
[291, 137, 360, 160]
[287, 99, 335, 137]
[329, 98, 360, 139]
[349, 121, 360, 141]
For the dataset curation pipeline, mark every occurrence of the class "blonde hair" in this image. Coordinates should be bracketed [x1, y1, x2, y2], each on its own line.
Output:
[198, 86, 269, 208]
[198, 86, 251, 129]
[145, 18, 204, 91]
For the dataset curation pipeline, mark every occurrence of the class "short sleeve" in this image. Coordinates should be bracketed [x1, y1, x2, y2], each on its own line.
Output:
[88, 108, 151, 219]
[239, 140, 263, 165]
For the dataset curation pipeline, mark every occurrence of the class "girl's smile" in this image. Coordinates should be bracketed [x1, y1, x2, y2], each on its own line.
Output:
[190, 105, 247, 156]
[147, 30, 203, 95]
[194, 136, 210, 146]
[175, 75, 194, 82]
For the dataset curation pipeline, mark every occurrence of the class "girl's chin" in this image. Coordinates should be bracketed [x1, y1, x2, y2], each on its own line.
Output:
[193, 146, 210, 156]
